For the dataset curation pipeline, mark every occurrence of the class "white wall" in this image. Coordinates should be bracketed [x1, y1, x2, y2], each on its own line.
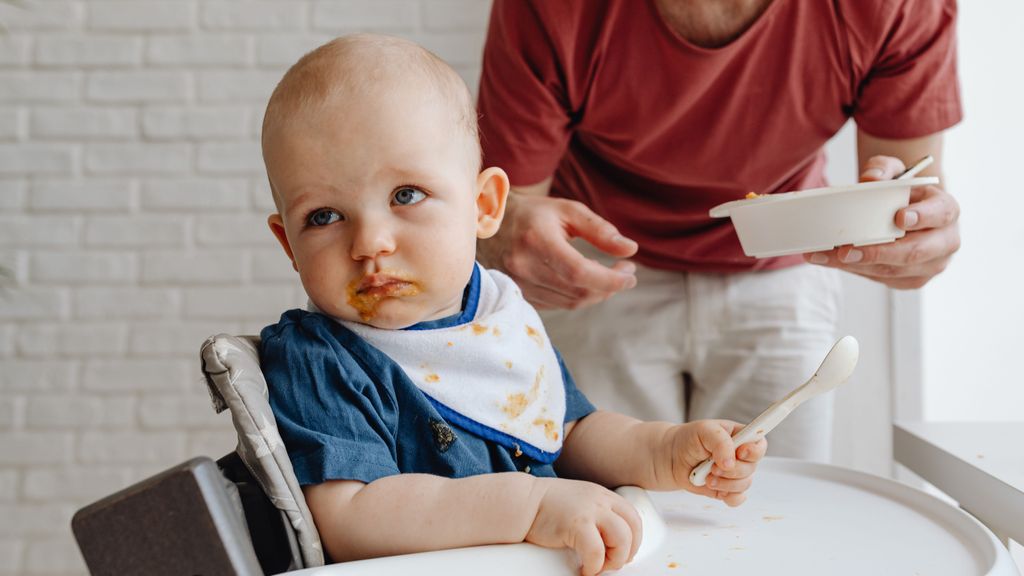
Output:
[920, 1, 1024, 421]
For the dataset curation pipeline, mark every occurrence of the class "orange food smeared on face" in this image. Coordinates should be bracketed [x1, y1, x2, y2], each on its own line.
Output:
[525, 325, 543, 348]
[346, 273, 421, 321]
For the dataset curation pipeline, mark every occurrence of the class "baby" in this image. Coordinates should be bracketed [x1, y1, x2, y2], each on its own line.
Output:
[259, 34, 766, 575]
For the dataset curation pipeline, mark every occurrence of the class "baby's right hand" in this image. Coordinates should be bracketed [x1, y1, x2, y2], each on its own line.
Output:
[526, 477, 643, 576]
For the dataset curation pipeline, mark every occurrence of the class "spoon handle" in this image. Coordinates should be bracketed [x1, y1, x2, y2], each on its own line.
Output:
[896, 155, 934, 180]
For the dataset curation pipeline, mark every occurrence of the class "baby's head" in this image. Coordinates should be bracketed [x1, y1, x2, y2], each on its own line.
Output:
[263, 34, 508, 329]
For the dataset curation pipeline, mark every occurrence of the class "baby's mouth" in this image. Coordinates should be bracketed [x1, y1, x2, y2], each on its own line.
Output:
[347, 272, 421, 321]
[356, 274, 414, 296]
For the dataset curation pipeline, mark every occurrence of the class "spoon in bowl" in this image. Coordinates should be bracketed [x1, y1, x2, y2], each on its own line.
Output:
[689, 335, 860, 487]
[896, 155, 934, 180]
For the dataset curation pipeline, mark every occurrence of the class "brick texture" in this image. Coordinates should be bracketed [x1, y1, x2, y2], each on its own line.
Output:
[0, 3, 492, 574]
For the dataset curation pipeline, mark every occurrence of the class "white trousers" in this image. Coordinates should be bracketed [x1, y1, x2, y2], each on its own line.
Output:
[542, 252, 842, 461]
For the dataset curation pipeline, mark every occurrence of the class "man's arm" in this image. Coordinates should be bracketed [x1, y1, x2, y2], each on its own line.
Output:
[804, 130, 961, 289]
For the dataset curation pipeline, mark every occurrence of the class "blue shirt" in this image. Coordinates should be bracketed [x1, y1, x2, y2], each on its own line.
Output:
[260, 271, 595, 486]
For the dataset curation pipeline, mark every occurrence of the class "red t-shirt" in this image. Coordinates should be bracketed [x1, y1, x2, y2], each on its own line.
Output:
[478, 0, 962, 273]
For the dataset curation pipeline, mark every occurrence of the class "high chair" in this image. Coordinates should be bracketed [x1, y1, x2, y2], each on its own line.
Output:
[70, 335, 1019, 576]
[72, 335, 323, 576]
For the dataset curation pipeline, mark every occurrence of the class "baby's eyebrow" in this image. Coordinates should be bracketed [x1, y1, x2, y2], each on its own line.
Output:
[379, 163, 433, 183]
[283, 186, 340, 213]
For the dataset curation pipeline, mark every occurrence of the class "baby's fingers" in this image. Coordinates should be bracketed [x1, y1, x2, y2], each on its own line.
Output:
[737, 437, 767, 462]
[575, 524, 607, 576]
[710, 438, 766, 480]
[598, 512, 635, 572]
[699, 421, 738, 472]
[611, 497, 643, 563]
[704, 474, 753, 494]
[722, 492, 748, 507]
[689, 483, 751, 507]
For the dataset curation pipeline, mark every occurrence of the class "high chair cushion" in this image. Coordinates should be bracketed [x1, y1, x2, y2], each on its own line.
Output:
[200, 334, 325, 568]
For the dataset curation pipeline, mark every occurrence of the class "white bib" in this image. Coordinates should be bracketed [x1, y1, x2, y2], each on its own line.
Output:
[321, 266, 567, 462]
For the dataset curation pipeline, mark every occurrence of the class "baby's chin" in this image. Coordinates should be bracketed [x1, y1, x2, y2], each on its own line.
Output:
[311, 298, 438, 330]
[363, 301, 462, 330]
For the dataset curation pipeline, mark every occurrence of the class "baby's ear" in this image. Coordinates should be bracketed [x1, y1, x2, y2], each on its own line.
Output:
[475, 167, 509, 239]
[267, 213, 299, 272]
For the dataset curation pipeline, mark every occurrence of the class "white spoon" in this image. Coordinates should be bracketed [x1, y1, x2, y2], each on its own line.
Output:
[896, 155, 934, 180]
[689, 335, 860, 487]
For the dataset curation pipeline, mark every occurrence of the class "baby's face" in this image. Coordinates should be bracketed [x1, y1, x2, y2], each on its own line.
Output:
[265, 89, 496, 329]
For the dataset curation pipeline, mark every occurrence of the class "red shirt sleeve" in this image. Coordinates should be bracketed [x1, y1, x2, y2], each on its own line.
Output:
[477, 0, 574, 186]
[851, 0, 962, 139]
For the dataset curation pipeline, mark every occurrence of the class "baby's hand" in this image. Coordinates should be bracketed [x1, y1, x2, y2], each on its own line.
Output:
[671, 420, 767, 507]
[526, 477, 642, 576]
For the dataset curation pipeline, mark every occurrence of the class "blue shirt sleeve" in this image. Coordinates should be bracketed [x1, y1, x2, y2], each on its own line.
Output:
[555, 347, 596, 423]
[260, 310, 402, 486]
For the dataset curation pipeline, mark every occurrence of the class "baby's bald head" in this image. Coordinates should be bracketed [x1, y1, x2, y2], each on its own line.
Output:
[262, 35, 480, 211]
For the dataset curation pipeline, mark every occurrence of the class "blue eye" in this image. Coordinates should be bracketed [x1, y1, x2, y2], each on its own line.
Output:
[307, 208, 341, 227]
[393, 187, 426, 206]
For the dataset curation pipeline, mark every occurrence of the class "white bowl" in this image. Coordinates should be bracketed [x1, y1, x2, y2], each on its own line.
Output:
[709, 176, 939, 258]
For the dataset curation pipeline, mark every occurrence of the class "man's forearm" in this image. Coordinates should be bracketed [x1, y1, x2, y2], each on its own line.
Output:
[857, 129, 944, 177]
[309, 472, 543, 562]
[555, 411, 676, 490]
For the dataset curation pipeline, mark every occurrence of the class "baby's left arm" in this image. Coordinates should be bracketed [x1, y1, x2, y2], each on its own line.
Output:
[556, 411, 767, 507]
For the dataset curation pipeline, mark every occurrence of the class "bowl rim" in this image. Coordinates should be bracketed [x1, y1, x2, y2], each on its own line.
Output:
[708, 176, 940, 218]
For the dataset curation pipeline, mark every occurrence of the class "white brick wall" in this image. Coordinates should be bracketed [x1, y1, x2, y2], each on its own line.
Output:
[0, 1, 492, 573]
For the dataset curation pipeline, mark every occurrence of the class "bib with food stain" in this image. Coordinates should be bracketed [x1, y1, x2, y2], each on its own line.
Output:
[318, 264, 567, 462]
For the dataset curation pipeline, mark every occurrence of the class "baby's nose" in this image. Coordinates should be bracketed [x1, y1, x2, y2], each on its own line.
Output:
[350, 219, 396, 260]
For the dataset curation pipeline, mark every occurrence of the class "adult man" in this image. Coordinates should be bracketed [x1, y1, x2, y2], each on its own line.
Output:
[476, 0, 961, 460]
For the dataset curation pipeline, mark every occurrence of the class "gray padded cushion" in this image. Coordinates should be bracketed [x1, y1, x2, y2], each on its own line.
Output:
[200, 334, 324, 568]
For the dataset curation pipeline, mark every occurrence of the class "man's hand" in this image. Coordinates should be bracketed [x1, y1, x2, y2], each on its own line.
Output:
[477, 189, 639, 310]
[804, 155, 961, 289]
[670, 420, 767, 507]
[526, 477, 643, 576]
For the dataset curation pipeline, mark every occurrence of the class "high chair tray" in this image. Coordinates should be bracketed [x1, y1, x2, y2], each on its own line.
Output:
[287, 458, 1018, 575]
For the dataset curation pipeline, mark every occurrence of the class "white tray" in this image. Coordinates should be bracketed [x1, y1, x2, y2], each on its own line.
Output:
[286, 458, 1018, 575]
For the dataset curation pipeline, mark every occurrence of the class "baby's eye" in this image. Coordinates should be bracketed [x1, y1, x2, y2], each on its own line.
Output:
[392, 187, 426, 206]
[307, 208, 342, 227]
